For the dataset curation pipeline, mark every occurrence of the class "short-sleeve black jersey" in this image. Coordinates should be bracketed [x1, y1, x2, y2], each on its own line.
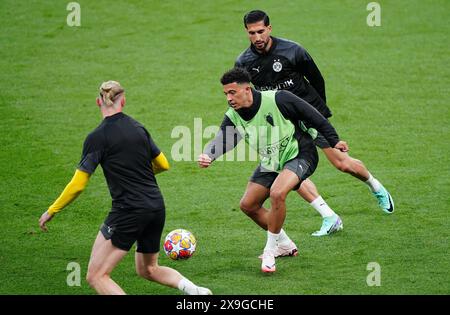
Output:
[235, 37, 332, 118]
[78, 112, 164, 211]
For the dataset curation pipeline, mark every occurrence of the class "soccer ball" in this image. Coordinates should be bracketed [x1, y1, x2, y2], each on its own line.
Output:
[163, 229, 197, 260]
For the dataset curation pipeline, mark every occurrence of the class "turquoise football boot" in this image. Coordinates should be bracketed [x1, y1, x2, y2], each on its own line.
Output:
[311, 214, 343, 236]
[373, 186, 395, 214]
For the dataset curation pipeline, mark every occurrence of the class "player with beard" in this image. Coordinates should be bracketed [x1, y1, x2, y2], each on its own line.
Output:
[234, 10, 394, 238]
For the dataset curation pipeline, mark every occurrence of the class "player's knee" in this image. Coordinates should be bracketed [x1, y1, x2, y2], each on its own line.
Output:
[86, 271, 102, 288]
[239, 199, 253, 214]
[333, 158, 353, 173]
[135, 265, 146, 278]
[137, 265, 158, 280]
[239, 198, 257, 216]
[270, 189, 287, 203]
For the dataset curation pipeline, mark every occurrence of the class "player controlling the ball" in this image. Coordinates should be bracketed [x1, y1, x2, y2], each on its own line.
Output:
[39, 81, 211, 295]
[234, 10, 394, 237]
[198, 68, 348, 273]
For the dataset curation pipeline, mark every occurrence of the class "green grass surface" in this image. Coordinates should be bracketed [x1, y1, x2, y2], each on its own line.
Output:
[0, 0, 449, 295]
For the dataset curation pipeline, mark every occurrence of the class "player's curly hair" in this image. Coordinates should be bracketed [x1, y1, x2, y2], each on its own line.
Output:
[99, 81, 124, 107]
[243, 10, 270, 28]
[220, 67, 251, 85]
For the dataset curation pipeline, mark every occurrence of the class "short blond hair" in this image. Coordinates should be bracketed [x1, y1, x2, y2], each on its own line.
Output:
[99, 81, 125, 107]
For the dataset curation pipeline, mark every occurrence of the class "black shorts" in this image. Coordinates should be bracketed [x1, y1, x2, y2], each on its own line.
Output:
[100, 208, 165, 253]
[250, 145, 318, 190]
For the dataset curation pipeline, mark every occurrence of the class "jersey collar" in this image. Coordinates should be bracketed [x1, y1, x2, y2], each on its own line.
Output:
[104, 112, 124, 121]
[235, 88, 261, 121]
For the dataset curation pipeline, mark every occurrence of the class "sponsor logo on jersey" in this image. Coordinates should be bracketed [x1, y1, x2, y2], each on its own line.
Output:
[258, 135, 290, 157]
[255, 79, 294, 91]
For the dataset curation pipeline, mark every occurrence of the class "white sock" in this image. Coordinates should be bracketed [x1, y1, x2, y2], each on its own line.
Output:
[177, 277, 198, 295]
[278, 229, 292, 246]
[365, 173, 382, 192]
[264, 230, 280, 252]
[310, 196, 335, 218]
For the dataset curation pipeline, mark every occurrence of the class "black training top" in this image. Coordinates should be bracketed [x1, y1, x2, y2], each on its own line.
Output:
[204, 89, 340, 160]
[78, 112, 164, 211]
[235, 36, 332, 118]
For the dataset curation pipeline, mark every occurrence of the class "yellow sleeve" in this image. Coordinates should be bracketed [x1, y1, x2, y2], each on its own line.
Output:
[151, 152, 170, 175]
[47, 170, 90, 216]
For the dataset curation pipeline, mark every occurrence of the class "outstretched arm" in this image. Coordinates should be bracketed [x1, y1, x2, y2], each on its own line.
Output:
[39, 169, 90, 231]
[199, 116, 242, 168]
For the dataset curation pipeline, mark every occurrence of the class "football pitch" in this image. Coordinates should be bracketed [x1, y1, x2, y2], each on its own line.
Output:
[0, 0, 449, 295]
